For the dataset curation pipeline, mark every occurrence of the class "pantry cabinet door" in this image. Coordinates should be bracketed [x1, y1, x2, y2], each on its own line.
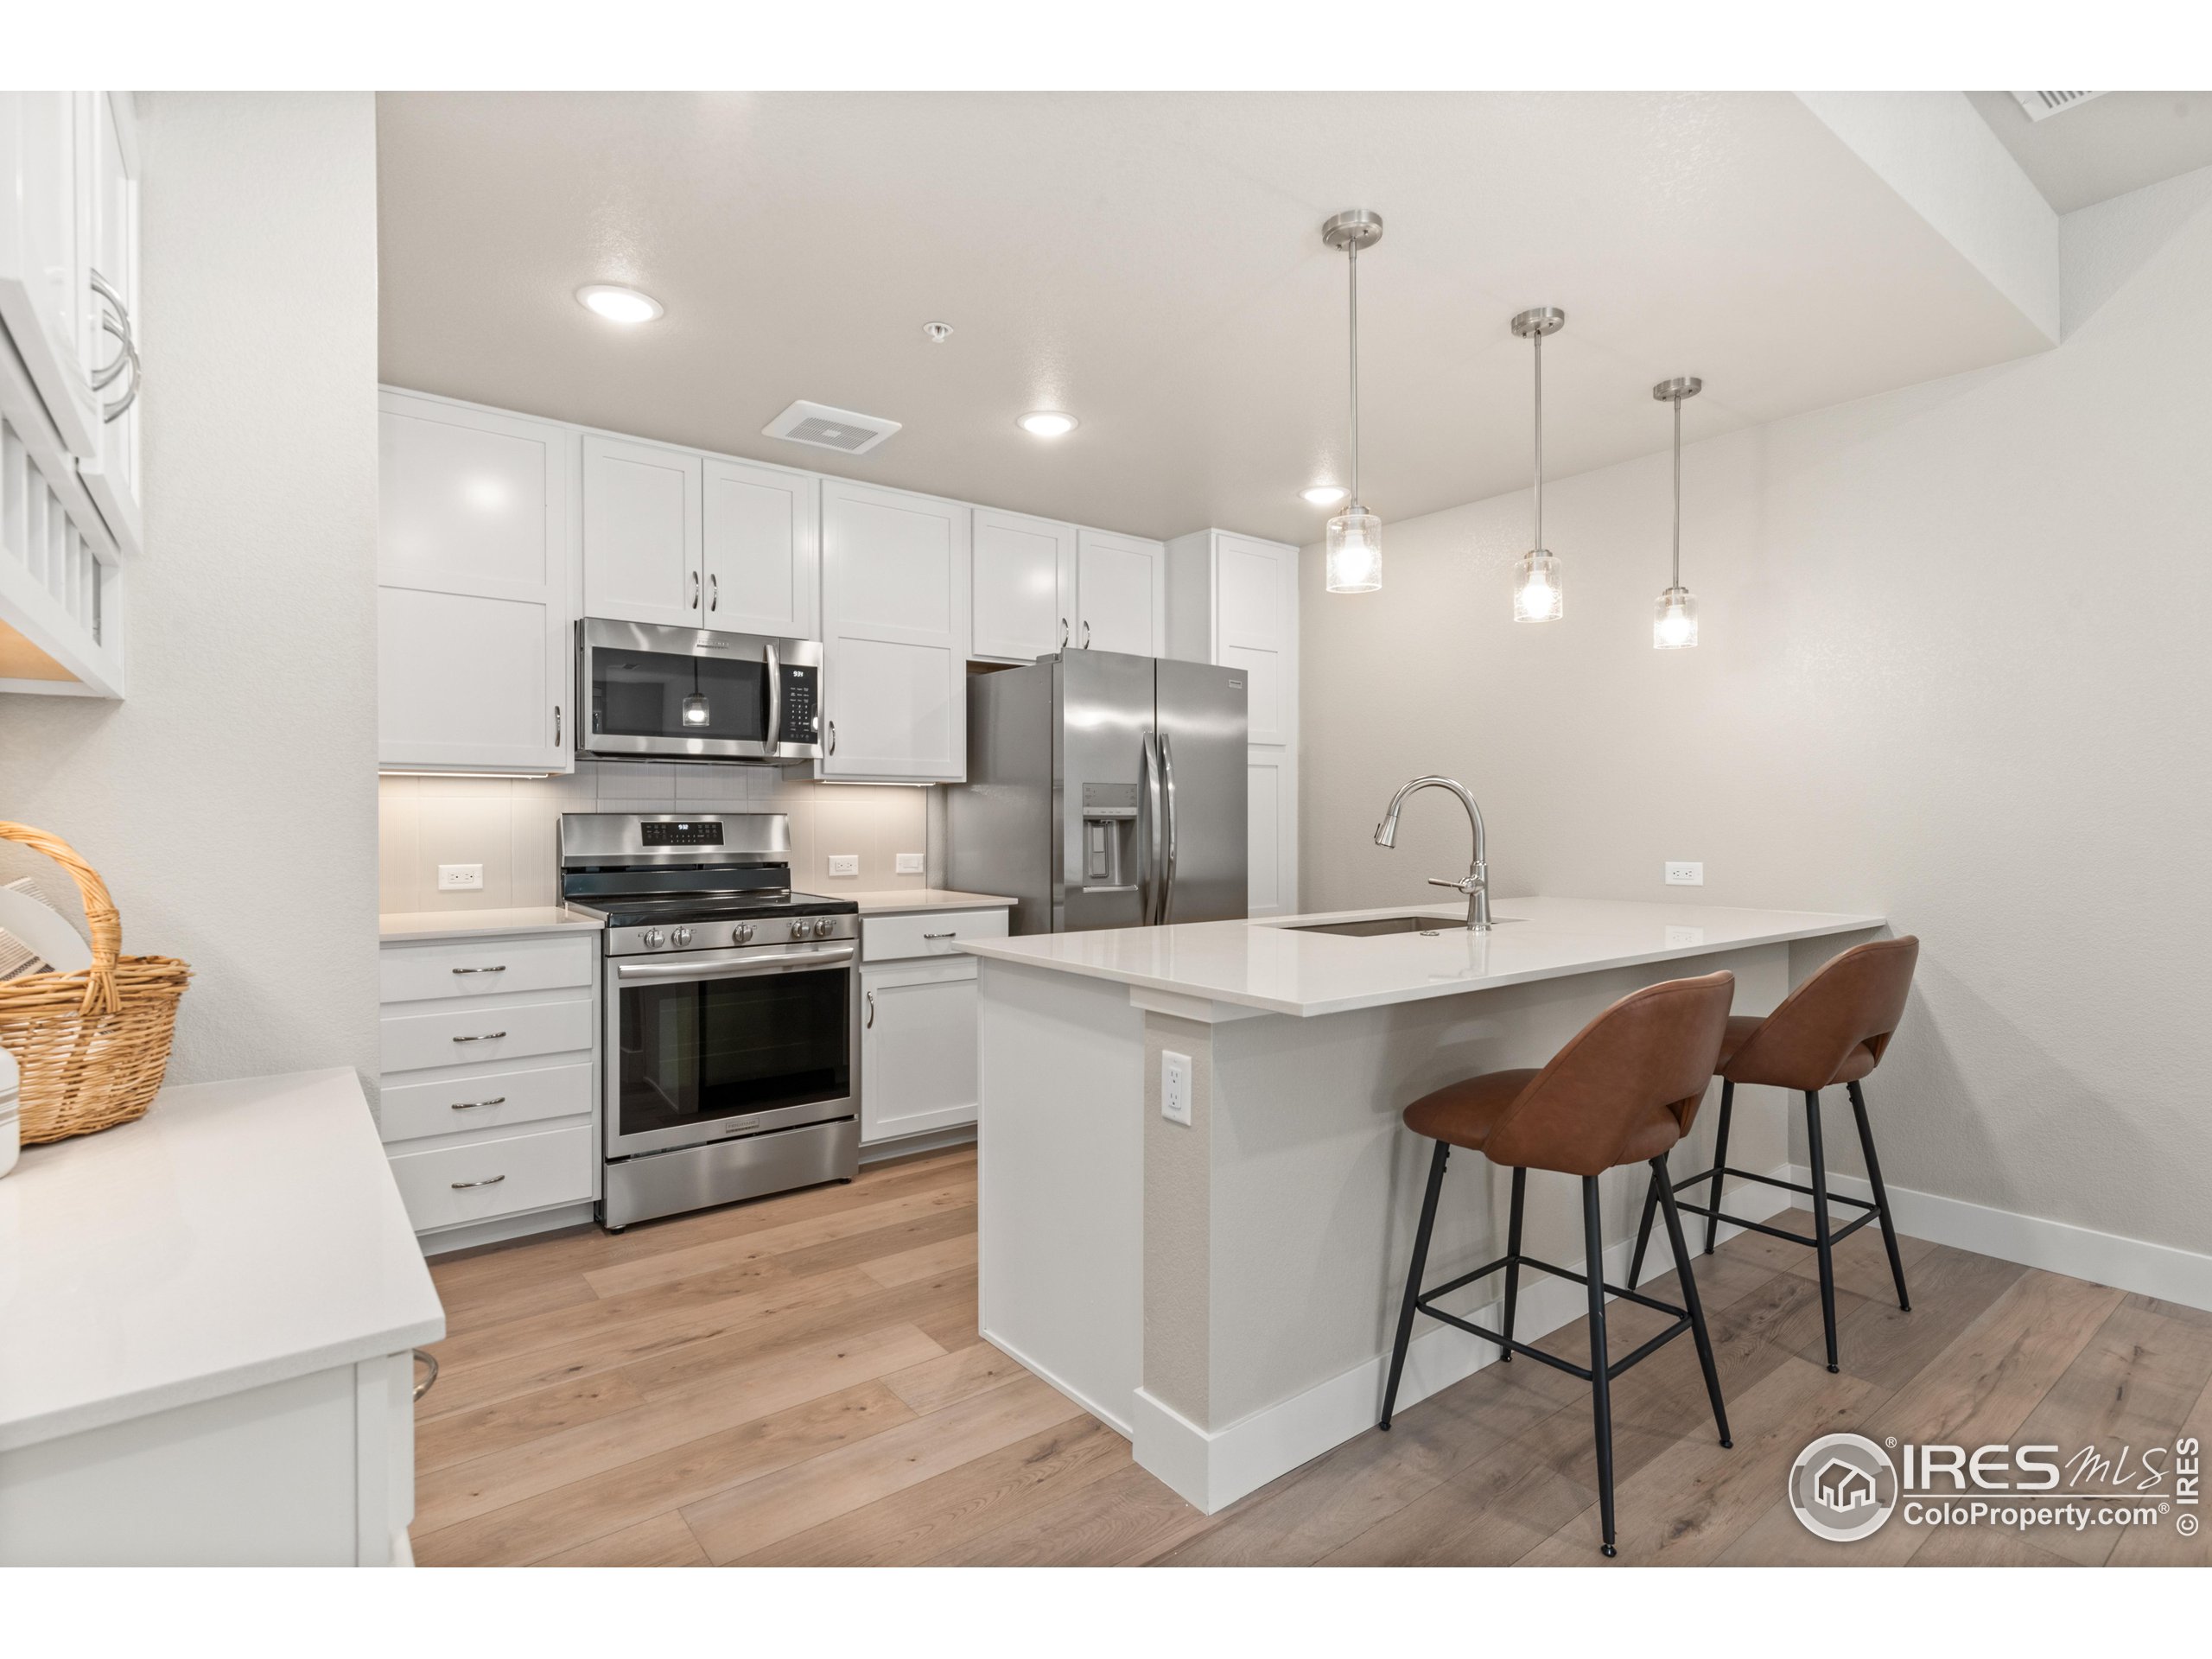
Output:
[1213, 531, 1295, 747]
[702, 455, 818, 639]
[819, 480, 969, 782]
[970, 507, 1076, 663]
[860, 959, 979, 1143]
[1075, 529, 1165, 658]
[0, 92, 99, 459]
[582, 434, 702, 627]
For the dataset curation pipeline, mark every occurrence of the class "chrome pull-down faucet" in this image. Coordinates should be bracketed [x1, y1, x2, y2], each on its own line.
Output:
[1373, 774, 1491, 931]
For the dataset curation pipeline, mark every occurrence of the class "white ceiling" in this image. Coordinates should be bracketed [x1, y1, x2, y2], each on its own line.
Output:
[1967, 92, 2212, 213]
[377, 92, 2057, 545]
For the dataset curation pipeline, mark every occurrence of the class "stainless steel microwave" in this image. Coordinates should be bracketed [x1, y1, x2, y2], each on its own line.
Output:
[578, 618, 823, 764]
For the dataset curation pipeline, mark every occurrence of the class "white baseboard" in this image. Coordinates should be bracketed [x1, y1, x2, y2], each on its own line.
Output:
[1796, 1166, 2212, 1315]
[1129, 1164, 1799, 1515]
[981, 1325, 1134, 1440]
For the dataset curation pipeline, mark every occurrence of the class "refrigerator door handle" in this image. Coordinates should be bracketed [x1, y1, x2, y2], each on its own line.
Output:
[1158, 731, 1179, 925]
[1141, 730, 1165, 925]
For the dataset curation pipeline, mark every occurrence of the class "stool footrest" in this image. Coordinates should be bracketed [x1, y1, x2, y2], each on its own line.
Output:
[1670, 1197, 1880, 1250]
[1412, 1251, 1695, 1382]
[1668, 1164, 1878, 1212]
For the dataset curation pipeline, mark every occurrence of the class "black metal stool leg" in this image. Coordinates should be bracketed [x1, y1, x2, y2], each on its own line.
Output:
[1626, 1161, 1661, 1291]
[1653, 1157, 1732, 1448]
[1848, 1080, 1911, 1313]
[1703, 1079, 1733, 1255]
[1804, 1090, 1840, 1373]
[1499, 1166, 1527, 1362]
[1381, 1141, 1450, 1429]
[1581, 1175, 1618, 1557]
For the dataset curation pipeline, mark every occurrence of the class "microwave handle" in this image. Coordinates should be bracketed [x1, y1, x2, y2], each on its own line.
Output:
[765, 641, 783, 753]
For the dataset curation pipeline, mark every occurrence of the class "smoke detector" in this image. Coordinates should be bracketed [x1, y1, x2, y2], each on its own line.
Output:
[762, 400, 901, 455]
[2010, 91, 2107, 122]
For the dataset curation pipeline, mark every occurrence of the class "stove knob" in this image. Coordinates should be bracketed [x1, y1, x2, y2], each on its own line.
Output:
[790, 919, 810, 941]
[734, 923, 754, 945]
[642, 928, 664, 950]
[671, 925, 692, 948]
[813, 918, 836, 939]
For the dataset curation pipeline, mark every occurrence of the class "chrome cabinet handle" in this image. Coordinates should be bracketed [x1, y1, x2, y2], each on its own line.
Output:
[450, 1096, 506, 1111]
[451, 1031, 507, 1043]
[1081, 620, 1092, 649]
[412, 1349, 439, 1403]
[865, 990, 874, 1028]
[826, 718, 837, 756]
[450, 1173, 506, 1189]
[1058, 618, 1069, 648]
[555, 703, 563, 745]
[690, 570, 701, 610]
[922, 931, 957, 939]
[90, 310, 130, 391]
[449, 964, 506, 975]
[89, 271, 140, 422]
[709, 572, 719, 612]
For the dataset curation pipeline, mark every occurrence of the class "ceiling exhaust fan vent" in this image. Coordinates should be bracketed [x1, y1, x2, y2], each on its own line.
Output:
[2011, 90, 2107, 122]
[762, 400, 901, 454]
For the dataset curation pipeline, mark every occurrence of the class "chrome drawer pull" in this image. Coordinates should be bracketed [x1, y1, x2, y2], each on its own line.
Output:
[450, 1174, 506, 1190]
[412, 1349, 439, 1403]
[865, 990, 874, 1028]
[450, 964, 507, 975]
[451, 1031, 508, 1043]
[922, 931, 957, 939]
[450, 1096, 506, 1111]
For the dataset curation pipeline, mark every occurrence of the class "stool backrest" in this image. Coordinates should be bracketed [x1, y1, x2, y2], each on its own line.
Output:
[1726, 936, 1919, 1090]
[1485, 970, 1736, 1177]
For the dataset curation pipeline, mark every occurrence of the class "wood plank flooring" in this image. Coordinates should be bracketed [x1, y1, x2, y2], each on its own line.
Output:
[413, 1145, 2211, 1566]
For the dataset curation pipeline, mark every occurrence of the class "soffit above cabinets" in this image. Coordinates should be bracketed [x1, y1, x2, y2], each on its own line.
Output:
[378, 91, 2063, 546]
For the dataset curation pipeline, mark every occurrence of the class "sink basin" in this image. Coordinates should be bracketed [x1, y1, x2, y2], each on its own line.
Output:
[1290, 914, 1460, 938]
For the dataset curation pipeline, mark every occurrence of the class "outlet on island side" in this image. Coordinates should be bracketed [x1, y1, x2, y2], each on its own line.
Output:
[827, 855, 860, 878]
[437, 863, 484, 892]
[1161, 1051, 1193, 1127]
[1664, 861, 1704, 887]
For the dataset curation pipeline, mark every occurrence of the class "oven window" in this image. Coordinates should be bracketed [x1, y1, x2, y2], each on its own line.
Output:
[591, 648, 768, 743]
[617, 966, 849, 1140]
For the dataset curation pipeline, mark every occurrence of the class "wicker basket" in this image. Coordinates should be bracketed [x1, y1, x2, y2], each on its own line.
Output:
[0, 822, 190, 1145]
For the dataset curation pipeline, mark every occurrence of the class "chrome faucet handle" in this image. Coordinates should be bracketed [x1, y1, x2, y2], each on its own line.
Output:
[1427, 875, 1483, 894]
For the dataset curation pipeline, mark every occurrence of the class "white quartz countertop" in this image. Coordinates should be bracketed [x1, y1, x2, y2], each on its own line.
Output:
[0, 1069, 445, 1453]
[960, 896, 1887, 1018]
[849, 888, 1018, 915]
[379, 906, 603, 944]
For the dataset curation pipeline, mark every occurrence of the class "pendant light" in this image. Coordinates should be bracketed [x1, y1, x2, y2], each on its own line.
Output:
[1321, 209, 1384, 594]
[1652, 376, 1702, 649]
[1510, 307, 1566, 622]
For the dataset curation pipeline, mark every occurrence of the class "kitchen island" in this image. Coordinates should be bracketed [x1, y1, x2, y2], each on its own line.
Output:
[962, 896, 1885, 1512]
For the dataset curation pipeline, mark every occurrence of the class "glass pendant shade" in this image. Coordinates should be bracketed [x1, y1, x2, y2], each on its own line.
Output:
[681, 692, 711, 726]
[1512, 550, 1563, 622]
[1325, 510, 1382, 594]
[1653, 585, 1698, 650]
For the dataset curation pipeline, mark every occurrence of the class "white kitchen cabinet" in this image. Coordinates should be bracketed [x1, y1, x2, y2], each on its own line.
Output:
[582, 434, 702, 627]
[1166, 528, 1300, 916]
[76, 92, 140, 556]
[1075, 528, 1166, 657]
[861, 956, 981, 1144]
[377, 390, 574, 772]
[970, 507, 1076, 663]
[702, 454, 818, 638]
[819, 479, 970, 782]
[0, 93, 99, 462]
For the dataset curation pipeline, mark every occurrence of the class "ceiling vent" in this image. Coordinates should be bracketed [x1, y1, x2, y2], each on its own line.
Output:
[2011, 90, 2107, 122]
[762, 400, 901, 455]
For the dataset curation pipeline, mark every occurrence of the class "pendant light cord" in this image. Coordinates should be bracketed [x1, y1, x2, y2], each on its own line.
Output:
[1532, 331, 1544, 553]
[1347, 245, 1361, 511]
[1671, 393, 1681, 589]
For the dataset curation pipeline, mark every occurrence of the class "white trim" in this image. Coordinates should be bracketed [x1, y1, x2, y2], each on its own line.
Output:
[1128, 1164, 1799, 1514]
[1795, 1166, 2212, 1315]
[416, 1199, 596, 1258]
[981, 1327, 1132, 1439]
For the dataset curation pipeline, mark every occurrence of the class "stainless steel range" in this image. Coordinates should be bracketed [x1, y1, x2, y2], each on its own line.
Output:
[560, 812, 860, 1230]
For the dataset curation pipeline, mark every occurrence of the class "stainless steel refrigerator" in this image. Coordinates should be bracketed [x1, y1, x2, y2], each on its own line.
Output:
[944, 650, 1247, 935]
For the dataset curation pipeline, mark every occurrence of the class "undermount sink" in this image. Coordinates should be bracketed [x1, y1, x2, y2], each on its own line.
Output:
[1289, 913, 1517, 938]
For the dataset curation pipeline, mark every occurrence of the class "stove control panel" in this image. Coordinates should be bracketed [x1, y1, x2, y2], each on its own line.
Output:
[603, 912, 858, 957]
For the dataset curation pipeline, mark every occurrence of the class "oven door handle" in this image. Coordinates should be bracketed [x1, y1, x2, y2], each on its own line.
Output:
[614, 944, 855, 983]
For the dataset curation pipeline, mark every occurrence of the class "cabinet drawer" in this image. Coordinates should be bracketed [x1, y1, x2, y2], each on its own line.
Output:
[379, 993, 594, 1076]
[378, 1059, 593, 1145]
[378, 934, 595, 1004]
[862, 908, 1007, 963]
[387, 1122, 594, 1233]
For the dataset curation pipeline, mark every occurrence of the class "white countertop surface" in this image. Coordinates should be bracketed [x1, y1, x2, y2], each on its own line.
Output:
[960, 896, 1887, 1018]
[379, 906, 603, 944]
[0, 1069, 446, 1453]
[849, 888, 1018, 915]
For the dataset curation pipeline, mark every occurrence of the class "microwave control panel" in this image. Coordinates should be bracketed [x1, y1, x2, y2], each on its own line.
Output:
[780, 664, 819, 741]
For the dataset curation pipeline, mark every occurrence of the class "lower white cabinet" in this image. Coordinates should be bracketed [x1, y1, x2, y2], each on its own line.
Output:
[856, 906, 1007, 1146]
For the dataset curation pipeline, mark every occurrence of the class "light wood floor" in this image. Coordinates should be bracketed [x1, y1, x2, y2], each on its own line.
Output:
[411, 1144, 2212, 1567]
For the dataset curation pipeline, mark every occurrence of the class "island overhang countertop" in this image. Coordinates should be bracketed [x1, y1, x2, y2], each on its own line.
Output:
[958, 894, 1888, 1019]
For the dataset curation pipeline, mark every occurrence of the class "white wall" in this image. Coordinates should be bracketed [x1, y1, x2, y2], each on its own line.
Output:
[1299, 167, 2212, 1259]
[0, 94, 381, 1084]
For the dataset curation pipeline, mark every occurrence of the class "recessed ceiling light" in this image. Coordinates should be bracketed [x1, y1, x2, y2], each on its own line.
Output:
[1301, 485, 1349, 507]
[576, 284, 664, 324]
[923, 321, 954, 344]
[1018, 411, 1077, 438]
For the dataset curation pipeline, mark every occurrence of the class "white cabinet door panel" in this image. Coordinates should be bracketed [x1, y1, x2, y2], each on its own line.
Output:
[1247, 748, 1287, 918]
[1215, 534, 1292, 745]
[78, 92, 138, 555]
[378, 589, 559, 768]
[820, 480, 969, 781]
[860, 958, 979, 1144]
[702, 455, 817, 638]
[971, 508, 1074, 662]
[582, 435, 702, 627]
[0, 93, 97, 459]
[381, 408, 558, 593]
[1075, 529, 1164, 657]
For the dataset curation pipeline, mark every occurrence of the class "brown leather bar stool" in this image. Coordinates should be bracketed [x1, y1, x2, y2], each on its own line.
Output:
[1627, 936, 1920, 1375]
[1378, 970, 1738, 1558]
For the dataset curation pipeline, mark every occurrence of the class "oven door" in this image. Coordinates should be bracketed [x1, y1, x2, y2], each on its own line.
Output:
[605, 942, 856, 1159]
[580, 618, 823, 762]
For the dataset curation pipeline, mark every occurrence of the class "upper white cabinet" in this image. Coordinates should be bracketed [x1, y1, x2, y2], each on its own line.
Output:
[581, 434, 702, 627]
[820, 479, 969, 782]
[702, 455, 818, 638]
[970, 507, 1076, 663]
[378, 391, 574, 772]
[1075, 529, 1166, 657]
[0, 94, 98, 463]
[76, 92, 140, 556]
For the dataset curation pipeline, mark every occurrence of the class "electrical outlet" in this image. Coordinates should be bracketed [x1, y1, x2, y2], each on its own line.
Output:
[1664, 861, 1704, 887]
[1665, 925, 1707, 948]
[895, 852, 925, 875]
[1160, 1051, 1193, 1127]
[437, 864, 484, 892]
[828, 855, 860, 878]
